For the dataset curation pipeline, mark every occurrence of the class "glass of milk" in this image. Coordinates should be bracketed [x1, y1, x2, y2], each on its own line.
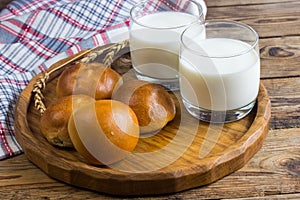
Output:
[129, 0, 206, 91]
[179, 20, 260, 123]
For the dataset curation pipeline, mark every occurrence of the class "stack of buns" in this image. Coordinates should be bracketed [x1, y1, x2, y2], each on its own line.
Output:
[40, 62, 176, 165]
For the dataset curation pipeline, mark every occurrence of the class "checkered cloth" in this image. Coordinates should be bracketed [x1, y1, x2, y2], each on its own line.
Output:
[0, 0, 206, 160]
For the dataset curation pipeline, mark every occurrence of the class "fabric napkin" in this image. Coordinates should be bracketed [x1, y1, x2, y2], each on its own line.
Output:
[0, 0, 206, 160]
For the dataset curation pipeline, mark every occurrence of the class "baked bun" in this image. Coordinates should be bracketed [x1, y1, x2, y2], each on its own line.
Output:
[112, 80, 176, 134]
[56, 63, 122, 100]
[68, 100, 139, 165]
[40, 95, 95, 147]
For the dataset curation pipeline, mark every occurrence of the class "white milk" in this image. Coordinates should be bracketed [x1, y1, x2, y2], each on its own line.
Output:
[130, 11, 202, 79]
[180, 38, 260, 111]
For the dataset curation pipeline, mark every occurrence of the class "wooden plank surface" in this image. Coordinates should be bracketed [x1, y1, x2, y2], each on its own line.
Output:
[239, 16, 300, 38]
[206, 2, 300, 19]
[1, 128, 300, 199]
[262, 77, 300, 129]
[260, 37, 300, 79]
[1, 0, 300, 199]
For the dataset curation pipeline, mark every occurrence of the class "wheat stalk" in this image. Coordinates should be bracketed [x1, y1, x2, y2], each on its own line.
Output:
[32, 40, 129, 115]
[80, 40, 129, 66]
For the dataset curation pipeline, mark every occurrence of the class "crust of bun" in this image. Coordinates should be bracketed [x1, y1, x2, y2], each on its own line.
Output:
[68, 100, 140, 165]
[40, 95, 95, 147]
[112, 80, 176, 134]
[56, 63, 122, 100]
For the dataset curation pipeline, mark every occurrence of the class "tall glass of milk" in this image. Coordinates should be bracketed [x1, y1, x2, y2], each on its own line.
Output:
[179, 20, 260, 123]
[129, 0, 206, 91]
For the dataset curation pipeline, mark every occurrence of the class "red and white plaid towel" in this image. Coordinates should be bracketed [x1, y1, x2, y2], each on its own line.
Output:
[0, 0, 206, 160]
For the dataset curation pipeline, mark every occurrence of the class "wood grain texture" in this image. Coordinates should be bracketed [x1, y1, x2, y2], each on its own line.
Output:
[262, 77, 300, 129]
[2, 0, 300, 199]
[14, 46, 271, 195]
[206, 2, 300, 20]
[2, 128, 300, 199]
[260, 37, 300, 79]
[239, 16, 300, 38]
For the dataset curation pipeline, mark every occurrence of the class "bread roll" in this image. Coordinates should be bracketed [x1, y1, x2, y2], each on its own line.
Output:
[68, 100, 140, 165]
[112, 80, 176, 134]
[56, 63, 122, 100]
[40, 95, 95, 147]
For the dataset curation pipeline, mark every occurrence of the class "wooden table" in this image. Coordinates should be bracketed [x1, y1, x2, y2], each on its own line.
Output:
[1, 0, 300, 199]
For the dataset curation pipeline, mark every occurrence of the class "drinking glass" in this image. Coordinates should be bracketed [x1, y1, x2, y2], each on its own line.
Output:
[179, 20, 260, 123]
[129, 0, 205, 91]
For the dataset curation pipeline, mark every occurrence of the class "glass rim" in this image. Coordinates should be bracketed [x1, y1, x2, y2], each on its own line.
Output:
[180, 19, 259, 58]
[130, 0, 204, 30]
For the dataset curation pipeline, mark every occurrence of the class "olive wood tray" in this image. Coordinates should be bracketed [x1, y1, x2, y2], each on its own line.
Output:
[14, 41, 271, 196]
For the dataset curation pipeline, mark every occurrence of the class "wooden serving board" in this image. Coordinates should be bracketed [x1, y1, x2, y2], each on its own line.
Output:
[14, 43, 271, 196]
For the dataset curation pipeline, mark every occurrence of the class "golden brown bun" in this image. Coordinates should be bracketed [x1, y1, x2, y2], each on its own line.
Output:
[40, 95, 95, 147]
[56, 63, 122, 100]
[112, 80, 176, 134]
[68, 100, 140, 165]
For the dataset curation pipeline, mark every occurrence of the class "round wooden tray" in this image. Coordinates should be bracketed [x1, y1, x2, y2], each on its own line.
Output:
[14, 41, 271, 196]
